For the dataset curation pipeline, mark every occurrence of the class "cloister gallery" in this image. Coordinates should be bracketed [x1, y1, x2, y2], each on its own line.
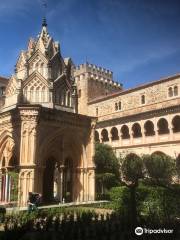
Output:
[0, 20, 180, 206]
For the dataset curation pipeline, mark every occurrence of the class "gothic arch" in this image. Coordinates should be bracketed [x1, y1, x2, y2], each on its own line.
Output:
[0, 132, 17, 168]
[23, 72, 49, 103]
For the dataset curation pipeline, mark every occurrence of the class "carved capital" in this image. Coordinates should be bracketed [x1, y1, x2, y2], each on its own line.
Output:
[20, 109, 39, 122]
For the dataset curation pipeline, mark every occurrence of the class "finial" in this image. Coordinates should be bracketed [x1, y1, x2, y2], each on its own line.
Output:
[41, 0, 47, 27]
[42, 17, 47, 27]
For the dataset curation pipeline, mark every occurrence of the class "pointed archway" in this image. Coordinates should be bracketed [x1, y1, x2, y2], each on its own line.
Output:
[43, 157, 57, 203]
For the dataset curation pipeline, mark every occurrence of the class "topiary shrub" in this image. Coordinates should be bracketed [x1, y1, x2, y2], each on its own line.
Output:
[109, 186, 130, 213]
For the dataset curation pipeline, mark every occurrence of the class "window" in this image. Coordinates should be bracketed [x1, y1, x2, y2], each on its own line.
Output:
[168, 87, 173, 97]
[78, 89, 81, 98]
[115, 101, 122, 111]
[174, 86, 178, 96]
[168, 86, 178, 98]
[141, 95, 145, 104]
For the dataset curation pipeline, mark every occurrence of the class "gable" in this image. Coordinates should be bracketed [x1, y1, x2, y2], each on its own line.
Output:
[5, 76, 17, 97]
[23, 71, 50, 90]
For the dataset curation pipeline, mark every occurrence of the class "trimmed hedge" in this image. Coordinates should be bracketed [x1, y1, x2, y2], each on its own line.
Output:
[109, 184, 180, 222]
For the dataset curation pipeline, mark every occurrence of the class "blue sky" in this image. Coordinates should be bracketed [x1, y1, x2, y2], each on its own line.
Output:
[0, 0, 180, 88]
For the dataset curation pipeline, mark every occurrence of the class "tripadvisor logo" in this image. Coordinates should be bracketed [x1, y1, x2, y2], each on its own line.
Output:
[135, 227, 174, 235]
[135, 227, 143, 236]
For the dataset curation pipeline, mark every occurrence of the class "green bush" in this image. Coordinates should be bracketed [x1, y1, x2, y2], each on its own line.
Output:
[139, 185, 180, 223]
[0, 206, 6, 223]
[109, 184, 180, 222]
[109, 186, 130, 213]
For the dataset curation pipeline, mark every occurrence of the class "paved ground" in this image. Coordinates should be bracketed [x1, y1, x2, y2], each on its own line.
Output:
[6, 200, 109, 213]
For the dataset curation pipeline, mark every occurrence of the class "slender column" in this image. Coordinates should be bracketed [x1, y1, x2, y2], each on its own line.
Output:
[59, 165, 64, 203]
[141, 128, 145, 144]
[130, 129, 133, 145]
[167, 116, 173, 141]
[108, 129, 112, 143]
[119, 127, 122, 146]
[154, 125, 159, 142]
[169, 125, 173, 141]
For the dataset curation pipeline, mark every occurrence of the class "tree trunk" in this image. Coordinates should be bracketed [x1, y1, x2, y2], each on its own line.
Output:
[130, 186, 137, 227]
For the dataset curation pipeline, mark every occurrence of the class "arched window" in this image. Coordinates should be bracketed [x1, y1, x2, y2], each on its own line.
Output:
[141, 95, 145, 104]
[95, 131, 100, 142]
[174, 86, 178, 96]
[115, 103, 118, 111]
[132, 123, 142, 138]
[172, 115, 180, 133]
[157, 118, 169, 134]
[144, 120, 155, 136]
[168, 87, 173, 97]
[111, 127, 119, 141]
[101, 129, 109, 142]
[121, 125, 130, 139]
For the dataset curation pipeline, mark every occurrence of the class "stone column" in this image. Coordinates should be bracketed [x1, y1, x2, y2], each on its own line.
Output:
[141, 127, 145, 144]
[87, 168, 95, 201]
[59, 165, 64, 203]
[19, 108, 39, 206]
[154, 121, 159, 143]
[119, 127, 122, 146]
[130, 129, 133, 145]
[108, 128, 112, 143]
[169, 125, 174, 141]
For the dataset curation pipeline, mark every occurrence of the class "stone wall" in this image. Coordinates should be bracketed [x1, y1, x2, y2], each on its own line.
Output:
[74, 63, 122, 115]
[88, 75, 180, 120]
